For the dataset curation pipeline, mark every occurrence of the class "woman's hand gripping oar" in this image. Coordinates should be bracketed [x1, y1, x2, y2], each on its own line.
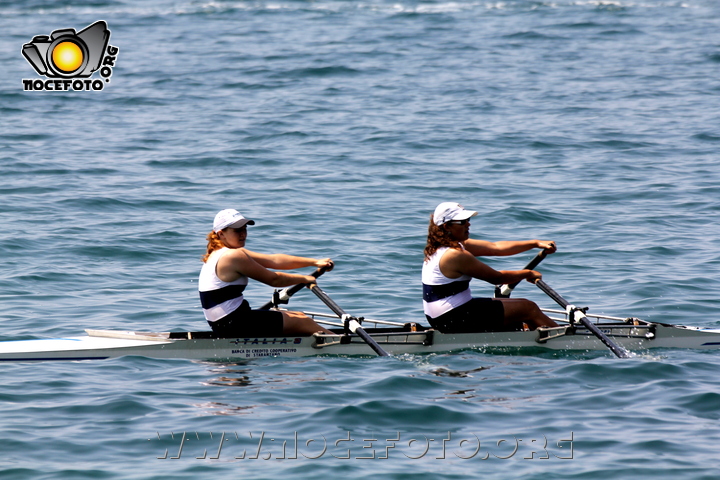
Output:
[494, 248, 550, 298]
[258, 264, 331, 310]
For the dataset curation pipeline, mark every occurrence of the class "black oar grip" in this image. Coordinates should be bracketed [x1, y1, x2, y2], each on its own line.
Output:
[286, 265, 329, 294]
[526, 249, 548, 269]
[258, 266, 329, 310]
[495, 249, 549, 298]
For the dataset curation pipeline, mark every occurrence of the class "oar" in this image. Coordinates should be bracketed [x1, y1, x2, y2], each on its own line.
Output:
[535, 279, 631, 358]
[258, 266, 329, 310]
[308, 284, 390, 357]
[494, 249, 548, 298]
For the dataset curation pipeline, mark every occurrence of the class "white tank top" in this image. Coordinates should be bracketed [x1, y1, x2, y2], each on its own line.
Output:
[198, 248, 249, 322]
[422, 246, 472, 318]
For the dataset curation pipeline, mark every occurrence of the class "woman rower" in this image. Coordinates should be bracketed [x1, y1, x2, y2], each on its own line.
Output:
[199, 209, 334, 337]
[422, 202, 559, 333]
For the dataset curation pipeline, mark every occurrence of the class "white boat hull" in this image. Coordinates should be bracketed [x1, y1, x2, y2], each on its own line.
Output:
[1, 322, 720, 362]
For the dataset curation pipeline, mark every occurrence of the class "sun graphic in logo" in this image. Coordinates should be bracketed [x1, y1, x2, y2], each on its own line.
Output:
[51, 41, 84, 73]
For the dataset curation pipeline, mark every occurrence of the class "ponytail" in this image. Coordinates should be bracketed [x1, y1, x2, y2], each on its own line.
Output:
[202, 230, 225, 262]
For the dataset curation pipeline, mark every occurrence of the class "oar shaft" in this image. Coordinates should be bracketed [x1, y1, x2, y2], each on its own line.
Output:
[495, 249, 548, 298]
[353, 327, 390, 357]
[535, 279, 631, 358]
[309, 284, 390, 357]
[534, 278, 566, 307]
[308, 283, 345, 318]
[258, 266, 328, 310]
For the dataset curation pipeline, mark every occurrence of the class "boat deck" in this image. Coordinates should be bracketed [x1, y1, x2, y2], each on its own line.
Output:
[1, 319, 720, 362]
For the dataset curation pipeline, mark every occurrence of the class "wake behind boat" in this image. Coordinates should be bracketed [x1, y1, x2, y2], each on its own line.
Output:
[2, 308, 720, 362]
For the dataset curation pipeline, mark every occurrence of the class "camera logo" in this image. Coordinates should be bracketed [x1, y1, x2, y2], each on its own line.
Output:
[22, 21, 119, 91]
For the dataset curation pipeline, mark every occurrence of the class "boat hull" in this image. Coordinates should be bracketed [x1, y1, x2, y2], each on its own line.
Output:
[1, 323, 720, 362]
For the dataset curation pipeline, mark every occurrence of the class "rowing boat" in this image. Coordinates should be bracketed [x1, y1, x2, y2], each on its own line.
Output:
[3, 255, 719, 362]
[1, 309, 720, 362]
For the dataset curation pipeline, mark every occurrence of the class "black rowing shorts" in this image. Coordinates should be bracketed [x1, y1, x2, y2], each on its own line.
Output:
[208, 300, 284, 338]
[427, 298, 506, 333]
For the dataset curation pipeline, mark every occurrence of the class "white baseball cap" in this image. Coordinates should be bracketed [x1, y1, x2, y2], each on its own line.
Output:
[213, 209, 255, 232]
[433, 202, 478, 226]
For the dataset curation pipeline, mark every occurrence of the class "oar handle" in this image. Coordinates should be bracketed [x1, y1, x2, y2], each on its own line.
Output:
[495, 249, 549, 298]
[258, 265, 329, 310]
[535, 279, 631, 359]
[284, 265, 329, 297]
[309, 284, 391, 357]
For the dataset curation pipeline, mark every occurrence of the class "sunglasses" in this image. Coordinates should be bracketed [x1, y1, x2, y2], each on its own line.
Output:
[228, 226, 248, 233]
[447, 219, 470, 225]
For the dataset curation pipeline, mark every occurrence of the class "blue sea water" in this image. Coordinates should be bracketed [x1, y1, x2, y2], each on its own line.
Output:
[1, 0, 720, 478]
